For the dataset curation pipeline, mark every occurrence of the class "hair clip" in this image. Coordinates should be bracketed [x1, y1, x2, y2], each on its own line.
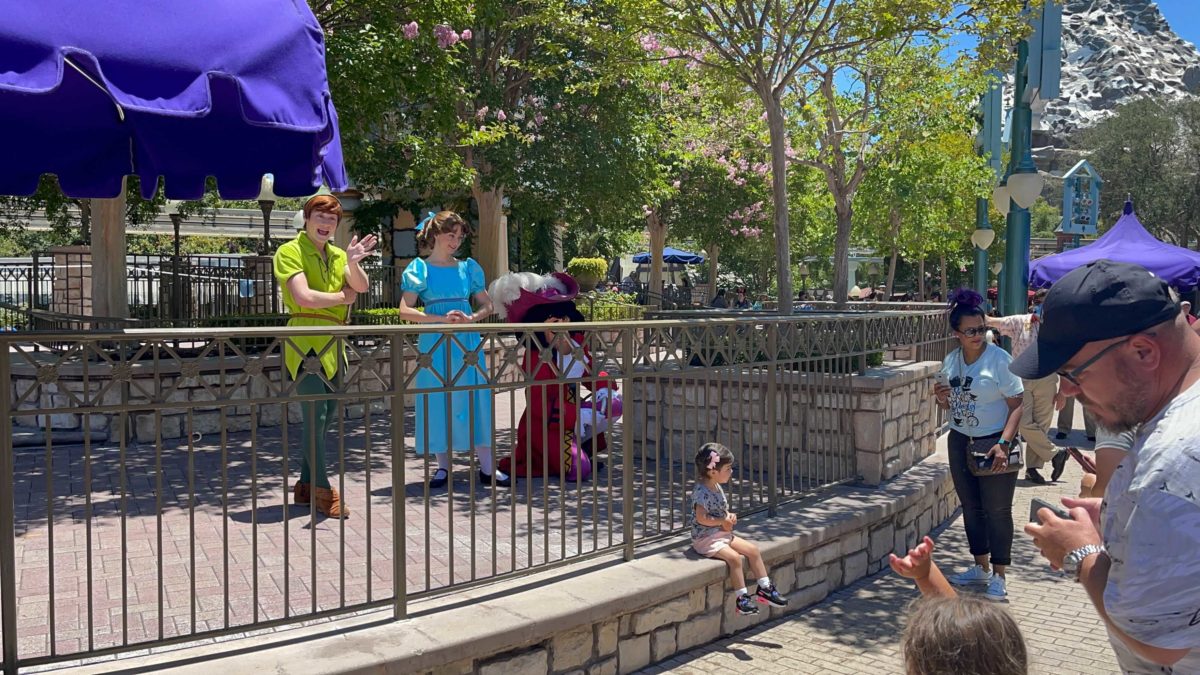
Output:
[415, 211, 436, 232]
[707, 450, 719, 470]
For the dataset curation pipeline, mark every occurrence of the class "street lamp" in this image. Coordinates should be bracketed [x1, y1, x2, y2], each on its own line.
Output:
[970, 227, 996, 250]
[798, 262, 810, 297]
[992, 179, 1011, 217]
[990, 262, 1003, 275]
[1007, 165, 1044, 209]
[163, 200, 185, 320]
[256, 174, 278, 254]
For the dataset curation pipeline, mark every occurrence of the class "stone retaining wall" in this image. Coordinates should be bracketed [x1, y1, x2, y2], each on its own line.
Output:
[628, 360, 941, 488]
[425, 451, 958, 675]
[10, 339, 521, 442]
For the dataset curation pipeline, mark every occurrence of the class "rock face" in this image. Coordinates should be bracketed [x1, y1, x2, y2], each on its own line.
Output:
[1041, 0, 1200, 139]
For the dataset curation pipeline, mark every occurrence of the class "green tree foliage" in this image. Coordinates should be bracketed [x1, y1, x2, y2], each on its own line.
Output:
[1074, 97, 1200, 247]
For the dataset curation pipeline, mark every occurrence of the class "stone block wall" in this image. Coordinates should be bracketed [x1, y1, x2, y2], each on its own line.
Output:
[626, 360, 941, 488]
[50, 245, 92, 316]
[415, 456, 959, 675]
[10, 338, 521, 442]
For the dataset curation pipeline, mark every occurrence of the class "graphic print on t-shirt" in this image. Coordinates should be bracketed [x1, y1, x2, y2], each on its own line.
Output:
[949, 375, 980, 429]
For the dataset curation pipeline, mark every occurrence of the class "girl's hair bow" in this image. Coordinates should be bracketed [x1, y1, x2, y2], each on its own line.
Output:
[416, 211, 437, 232]
[707, 450, 720, 470]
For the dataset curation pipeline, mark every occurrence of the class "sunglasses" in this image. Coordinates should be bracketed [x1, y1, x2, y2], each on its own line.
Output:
[956, 326, 988, 338]
[1057, 336, 1134, 386]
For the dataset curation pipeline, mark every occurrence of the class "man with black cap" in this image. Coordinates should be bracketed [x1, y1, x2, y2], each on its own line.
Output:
[1018, 260, 1200, 673]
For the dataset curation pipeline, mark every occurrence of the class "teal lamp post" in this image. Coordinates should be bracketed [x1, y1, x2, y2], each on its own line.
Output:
[997, 1, 1060, 317]
[973, 72, 1003, 294]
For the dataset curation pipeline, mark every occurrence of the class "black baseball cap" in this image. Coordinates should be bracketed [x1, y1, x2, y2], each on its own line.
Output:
[1010, 260, 1180, 379]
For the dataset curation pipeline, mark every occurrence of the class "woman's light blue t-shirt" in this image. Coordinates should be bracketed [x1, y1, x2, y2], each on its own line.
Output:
[939, 343, 1024, 437]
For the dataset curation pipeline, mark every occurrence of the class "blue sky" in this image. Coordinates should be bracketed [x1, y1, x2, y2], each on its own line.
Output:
[1155, 0, 1200, 48]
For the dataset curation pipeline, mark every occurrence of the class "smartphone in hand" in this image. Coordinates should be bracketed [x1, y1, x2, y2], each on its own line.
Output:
[1029, 497, 1072, 524]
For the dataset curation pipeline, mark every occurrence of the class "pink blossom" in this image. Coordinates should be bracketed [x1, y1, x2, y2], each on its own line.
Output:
[663, 47, 680, 58]
[534, 113, 545, 126]
[754, 163, 769, 175]
[730, 229, 740, 236]
[475, 106, 489, 120]
[659, 82, 670, 92]
[734, 178, 746, 187]
[553, 102, 563, 110]
[403, 21, 419, 39]
[639, 34, 660, 52]
[496, 110, 507, 121]
[461, 29, 472, 41]
[434, 25, 460, 48]
[671, 180, 681, 189]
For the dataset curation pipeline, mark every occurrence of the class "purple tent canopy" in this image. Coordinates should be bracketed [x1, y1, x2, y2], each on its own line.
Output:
[1029, 202, 1200, 291]
[0, 0, 347, 200]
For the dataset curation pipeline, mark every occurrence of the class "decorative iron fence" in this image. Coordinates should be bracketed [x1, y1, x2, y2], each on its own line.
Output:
[0, 254, 398, 330]
[0, 310, 948, 672]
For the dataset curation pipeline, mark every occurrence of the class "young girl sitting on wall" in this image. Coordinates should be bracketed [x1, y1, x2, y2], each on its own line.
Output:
[691, 442, 788, 616]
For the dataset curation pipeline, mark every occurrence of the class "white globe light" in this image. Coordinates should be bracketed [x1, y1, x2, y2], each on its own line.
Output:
[256, 174, 278, 202]
[990, 262, 1003, 275]
[970, 228, 996, 250]
[992, 184, 1011, 217]
[1007, 171, 1044, 209]
[292, 211, 306, 229]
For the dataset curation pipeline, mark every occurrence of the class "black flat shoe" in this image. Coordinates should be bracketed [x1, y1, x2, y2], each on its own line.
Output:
[429, 468, 449, 489]
[1055, 432, 1067, 440]
[478, 469, 511, 488]
[1050, 449, 1069, 482]
[1026, 468, 1048, 485]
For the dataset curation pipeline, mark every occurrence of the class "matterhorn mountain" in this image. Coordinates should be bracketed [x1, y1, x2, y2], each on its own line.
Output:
[1039, 0, 1200, 144]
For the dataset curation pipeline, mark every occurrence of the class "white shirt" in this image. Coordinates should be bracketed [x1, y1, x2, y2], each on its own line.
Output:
[939, 343, 1024, 437]
[1101, 380, 1200, 674]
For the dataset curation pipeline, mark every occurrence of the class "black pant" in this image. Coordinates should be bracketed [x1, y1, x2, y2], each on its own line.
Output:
[947, 429, 1018, 566]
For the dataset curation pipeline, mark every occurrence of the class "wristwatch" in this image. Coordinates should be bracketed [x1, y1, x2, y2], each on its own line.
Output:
[1062, 544, 1104, 579]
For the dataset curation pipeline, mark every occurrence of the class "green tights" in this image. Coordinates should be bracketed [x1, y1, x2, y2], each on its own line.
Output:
[297, 373, 337, 489]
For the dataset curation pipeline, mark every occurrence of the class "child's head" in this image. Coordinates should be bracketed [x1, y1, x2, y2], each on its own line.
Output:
[902, 595, 1027, 675]
[695, 442, 734, 483]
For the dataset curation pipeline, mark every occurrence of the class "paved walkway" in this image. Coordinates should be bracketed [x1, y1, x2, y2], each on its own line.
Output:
[646, 421, 1121, 675]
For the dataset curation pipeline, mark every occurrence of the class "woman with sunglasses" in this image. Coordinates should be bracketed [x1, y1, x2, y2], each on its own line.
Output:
[932, 288, 1024, 602]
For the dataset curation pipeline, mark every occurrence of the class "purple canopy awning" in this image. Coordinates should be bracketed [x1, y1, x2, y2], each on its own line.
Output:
[1029, 202, 1200, 291]
[0, 0, 347, 200]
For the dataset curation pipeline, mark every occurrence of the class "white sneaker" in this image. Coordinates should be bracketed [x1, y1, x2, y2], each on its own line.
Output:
[985, 574, 1008, 602]
[948, 565, 992, 586]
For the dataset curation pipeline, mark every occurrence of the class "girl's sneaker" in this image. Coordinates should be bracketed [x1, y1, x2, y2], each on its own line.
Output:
[948, 565, 992, 586]
[755, 584, 788, 608]
[735, 593, 759, 616]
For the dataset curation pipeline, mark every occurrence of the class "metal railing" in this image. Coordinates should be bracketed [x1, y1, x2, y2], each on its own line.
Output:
[0, 310, 950, 672]
[0, 255, 398, 330]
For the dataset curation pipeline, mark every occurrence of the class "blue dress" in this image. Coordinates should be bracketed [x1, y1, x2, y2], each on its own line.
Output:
[401, 258, 493, 454]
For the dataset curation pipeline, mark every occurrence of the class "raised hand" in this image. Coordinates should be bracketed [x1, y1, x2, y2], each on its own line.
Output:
[346, 234, 378, 265]
[889, 535, 935, 581]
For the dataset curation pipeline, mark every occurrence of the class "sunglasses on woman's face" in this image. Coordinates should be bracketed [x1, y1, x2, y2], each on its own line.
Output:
[957, 326, 987, 338]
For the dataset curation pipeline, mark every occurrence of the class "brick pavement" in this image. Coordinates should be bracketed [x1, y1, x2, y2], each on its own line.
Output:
[8, 385, 786, 664]
[645, 420, 1122, 675]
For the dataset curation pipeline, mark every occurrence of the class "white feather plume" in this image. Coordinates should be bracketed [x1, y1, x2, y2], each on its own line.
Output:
[489, 271, 553, 320]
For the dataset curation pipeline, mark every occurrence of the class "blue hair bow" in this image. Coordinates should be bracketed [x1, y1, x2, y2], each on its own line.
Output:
[416, 211, 436, 232]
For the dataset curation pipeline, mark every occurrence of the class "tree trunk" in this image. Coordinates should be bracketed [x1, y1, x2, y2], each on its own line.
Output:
[832, 198, 853, 308]
[885, 208, 900, 300]
[471, 179, 508, 283]
[79, 199, 92, 245]
[918, 259, 926, 300]
[552, 219, 565, 271]
[92, 195, 129, 321]
[647, 210, 667, 308]
[761, 88, 794, 315]
[706, 243, 720, 302]
[939, 255, 949, 299]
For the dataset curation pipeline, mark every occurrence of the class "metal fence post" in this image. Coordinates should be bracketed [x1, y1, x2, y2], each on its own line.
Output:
[766, 324, 779, 517]
[390, 333, 408, 619]
[0, 347, 19, 674]
[621, 328, 636, 562]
